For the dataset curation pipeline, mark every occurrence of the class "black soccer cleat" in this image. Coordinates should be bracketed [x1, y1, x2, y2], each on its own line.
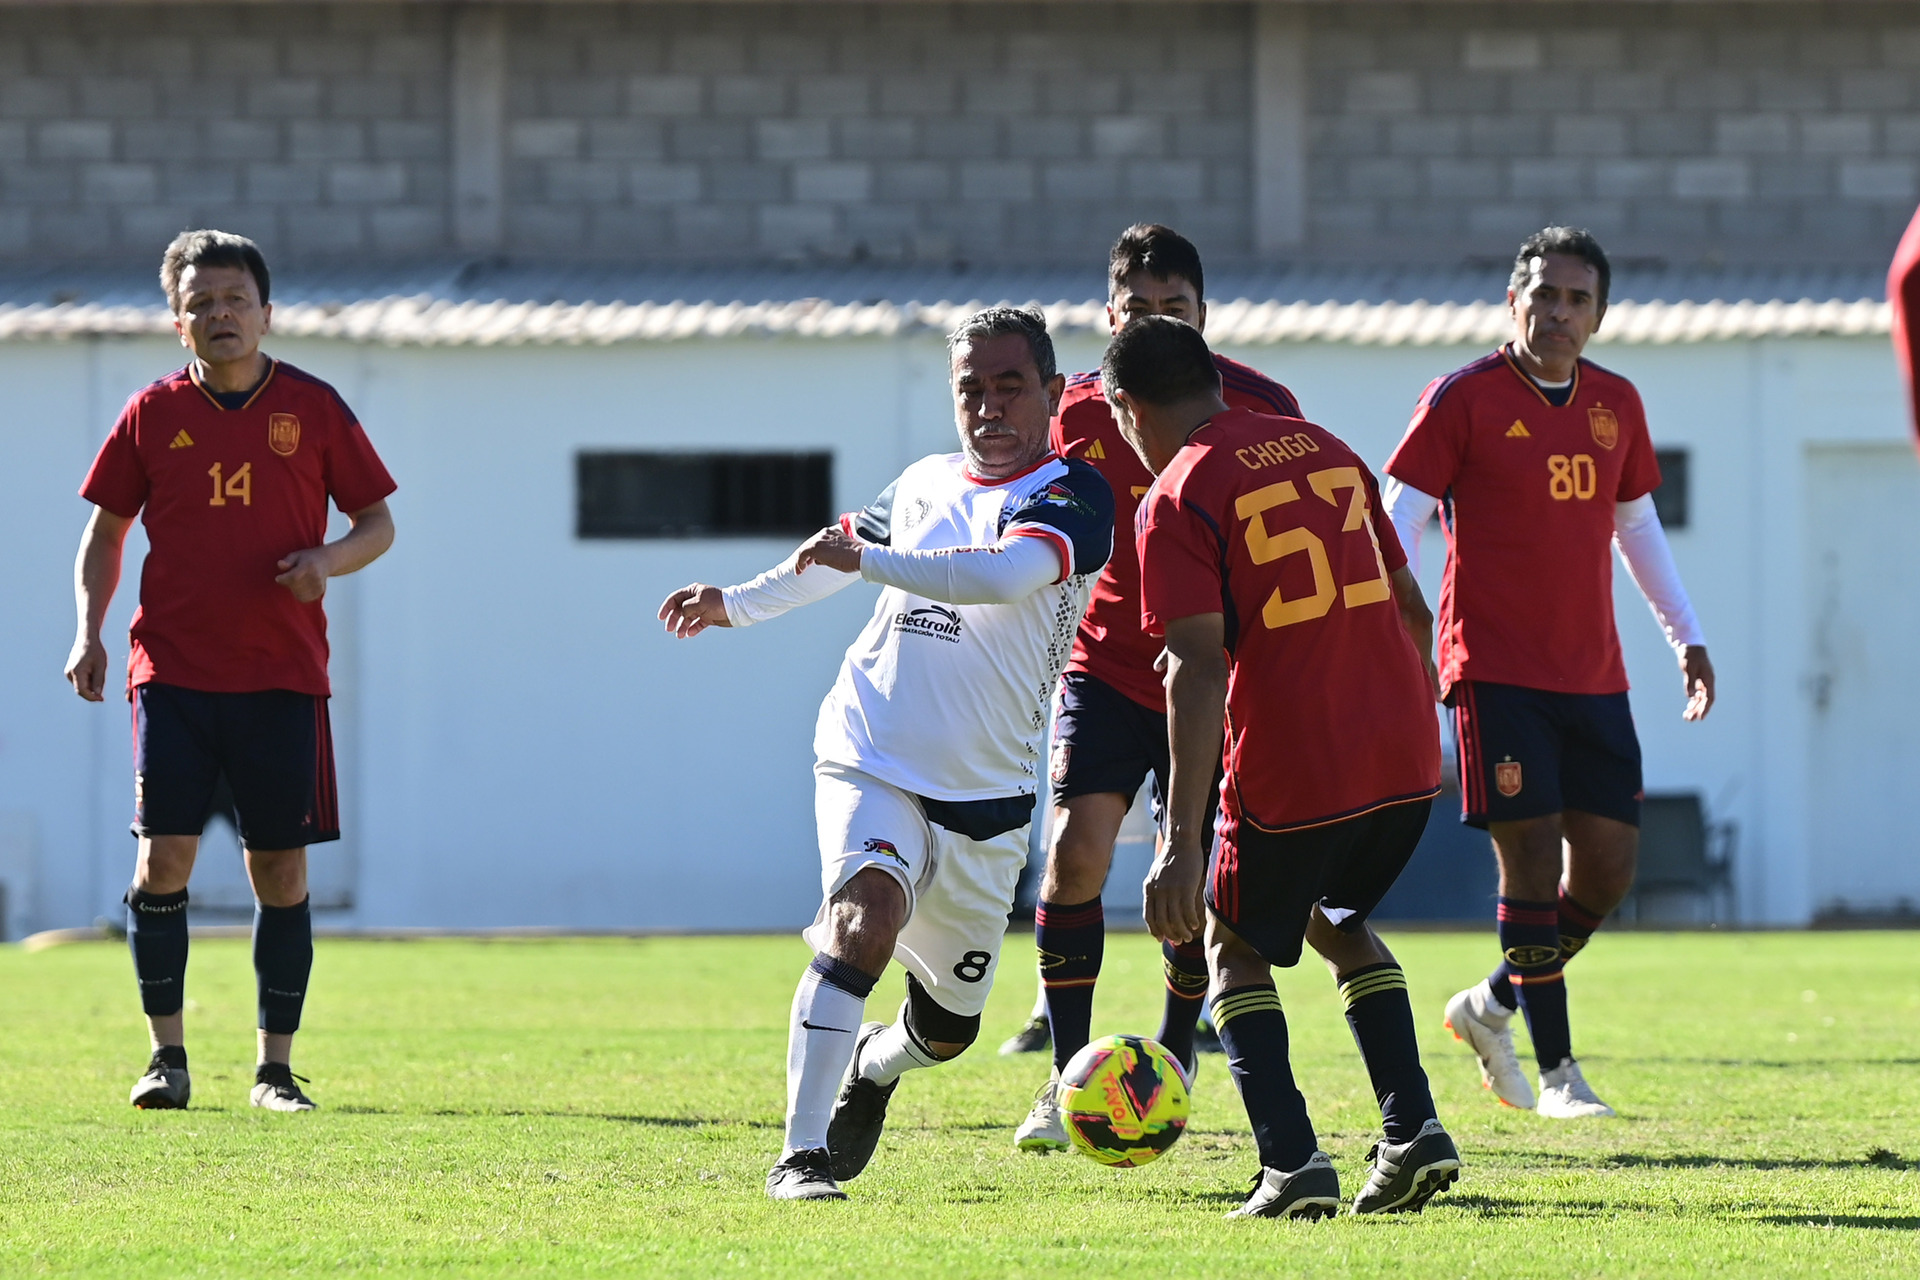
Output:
[1351, 1119, 1461, 1214]
[1227, 1152, 1343, 1220]
[997, 1015, 1050, 1056]
[826, 1023, 898, 1182]
[766, 1147, 848, 1201]
[250, 1062, 317, 1112]
[130, 1048, 191, 1110]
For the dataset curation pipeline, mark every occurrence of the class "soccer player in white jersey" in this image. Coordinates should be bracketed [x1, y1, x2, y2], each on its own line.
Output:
[659, 307, 1114, 1201]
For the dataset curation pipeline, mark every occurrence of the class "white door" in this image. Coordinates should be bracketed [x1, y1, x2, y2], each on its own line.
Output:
[1804, 443, 1920, 915]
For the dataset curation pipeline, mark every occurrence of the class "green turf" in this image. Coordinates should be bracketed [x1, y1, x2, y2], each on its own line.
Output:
[1, 931, 1916, 1277]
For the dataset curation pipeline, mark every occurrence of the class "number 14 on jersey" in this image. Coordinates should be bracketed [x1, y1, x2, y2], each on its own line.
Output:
[208, 461, 252, 507]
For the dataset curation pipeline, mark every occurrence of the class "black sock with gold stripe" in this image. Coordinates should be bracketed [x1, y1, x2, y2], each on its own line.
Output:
[1338, 963, 1437, 1144]
[1153, 939, 1208, 1068]
[1211, 984, 1317, 1172]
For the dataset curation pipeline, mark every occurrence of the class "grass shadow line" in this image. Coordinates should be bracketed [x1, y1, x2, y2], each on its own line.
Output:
[1759, 1214, 1920, 1231]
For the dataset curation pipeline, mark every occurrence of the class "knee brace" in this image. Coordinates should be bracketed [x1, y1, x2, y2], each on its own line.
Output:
[904, 972, 981, 1058]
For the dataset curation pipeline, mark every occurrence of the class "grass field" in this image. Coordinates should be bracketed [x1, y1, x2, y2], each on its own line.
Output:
[2, 931, 1917, 1277]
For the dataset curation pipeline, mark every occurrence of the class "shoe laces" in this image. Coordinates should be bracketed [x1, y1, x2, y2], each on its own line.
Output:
[257, 1062, 310, 1091]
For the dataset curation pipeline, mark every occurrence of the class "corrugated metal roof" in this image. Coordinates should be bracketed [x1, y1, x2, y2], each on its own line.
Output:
[0, 264, 1890, 346]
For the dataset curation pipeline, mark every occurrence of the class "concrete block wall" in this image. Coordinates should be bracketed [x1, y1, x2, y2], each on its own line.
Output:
[2, 2, 1919, 270]
[498, 1, 1251, 263]
[0, 3, 449, 263]
[1309, 2, 1920, 263]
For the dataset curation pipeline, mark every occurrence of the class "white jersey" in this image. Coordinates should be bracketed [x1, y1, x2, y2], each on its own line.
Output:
[723, 451, 1114, 804]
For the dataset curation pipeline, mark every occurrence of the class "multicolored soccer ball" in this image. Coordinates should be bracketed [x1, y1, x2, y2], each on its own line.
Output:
[1058, 1034, 1191, 1168]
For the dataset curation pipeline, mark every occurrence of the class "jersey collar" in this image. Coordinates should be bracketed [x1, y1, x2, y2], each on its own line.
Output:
[962, 451, 1060, 486]
[188, 357, 277, 412]
[1499, 344, 1579, 407]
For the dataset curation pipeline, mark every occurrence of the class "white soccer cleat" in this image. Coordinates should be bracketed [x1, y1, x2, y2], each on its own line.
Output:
[1443, 981, 1535, 1110]
[1536, 1058, 1616, 1119]
[249, 1062, 317, 1112]
[130, 1051, 191, 1110]
[1014, 1074, 1071, 1152]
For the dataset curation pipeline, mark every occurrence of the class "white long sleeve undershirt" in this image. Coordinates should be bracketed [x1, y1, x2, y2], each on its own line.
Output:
[719, 535, 1063, 627]
[859, 535, 1063, 604]
[1613, 493, 1706, 654]
[720, 550, 861, 628]
[1378, 480, 1706, 655]
[1382, 476, 1440, 579]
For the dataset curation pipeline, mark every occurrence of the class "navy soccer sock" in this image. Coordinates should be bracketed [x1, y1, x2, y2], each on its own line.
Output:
[1338, 963, 1438, 1143]
[1037, 897, 1103, 1073]
[1496, 896, 1570, 1069]
[1558, 883, 1607, 964]
[1154, 939, 1208, 1068]
[125, 887, 190, 1022]
[1211, 984, 1317, 1172]
[254, 897, 314, 1036]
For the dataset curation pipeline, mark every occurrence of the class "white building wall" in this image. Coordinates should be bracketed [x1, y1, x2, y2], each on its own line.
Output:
[0, 327, 1912, 934]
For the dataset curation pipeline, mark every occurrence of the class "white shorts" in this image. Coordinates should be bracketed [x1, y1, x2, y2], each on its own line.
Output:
[805, 760, 1031, 1018]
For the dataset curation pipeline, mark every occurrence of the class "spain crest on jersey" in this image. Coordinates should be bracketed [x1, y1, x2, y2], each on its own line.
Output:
[1588, 406, 1619, 451]
[268, 413, 301, 457]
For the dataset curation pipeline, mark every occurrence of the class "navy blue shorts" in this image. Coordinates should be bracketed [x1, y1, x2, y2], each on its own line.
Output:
[1209, 796, 1433, 968]
[1049, 671, 1219, 848]
[132, 683, 339, 850]
[1449, 680, 1642, 830]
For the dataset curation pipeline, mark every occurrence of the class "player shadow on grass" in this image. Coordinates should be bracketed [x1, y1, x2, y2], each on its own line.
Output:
[1638, 1057, 1920, 1069]
[1757, 1213, 1920, 1231]
[1597, 1152, 1919, 1173]
[329, 1105, 776, 1127]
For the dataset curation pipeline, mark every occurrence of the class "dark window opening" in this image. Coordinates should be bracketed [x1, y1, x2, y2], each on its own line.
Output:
[576, 451, 834, 539]
[1652, 448, 1689, 529]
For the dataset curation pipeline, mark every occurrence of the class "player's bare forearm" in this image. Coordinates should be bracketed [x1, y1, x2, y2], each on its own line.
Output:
[1390, 566, 1441, 699]
[275, 500, 393, 603]
[1153, 613, 1228, 945]
[1680, 643, 1716, 722]
[65, 508, 132, 701]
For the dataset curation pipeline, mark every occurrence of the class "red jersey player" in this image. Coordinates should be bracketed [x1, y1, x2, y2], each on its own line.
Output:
[64, 231, 396, 1113]
[1383, 227, 1715, 1120]
[1111, 315, 1458, 1218]
[1888, 200, 1920, 449]
[1009, 225, 1304, 1152]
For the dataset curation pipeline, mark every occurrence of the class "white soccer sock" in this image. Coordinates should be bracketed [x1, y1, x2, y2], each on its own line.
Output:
[857, 1016, 942, 1087]
[784, 955, 876, 1154]
[1029, 963, 1047, 1021]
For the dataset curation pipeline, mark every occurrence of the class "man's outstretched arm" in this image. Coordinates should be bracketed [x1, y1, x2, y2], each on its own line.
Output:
[659, 526, 865, 639]
[65, 506, 134, 701]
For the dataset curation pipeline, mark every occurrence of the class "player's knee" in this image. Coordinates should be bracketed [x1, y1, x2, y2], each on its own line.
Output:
[136, 837, 196, 894]
[1204, 917, 1266, 990]
[1309, 913, 1391, 974]
[905, 973, 979, 1062]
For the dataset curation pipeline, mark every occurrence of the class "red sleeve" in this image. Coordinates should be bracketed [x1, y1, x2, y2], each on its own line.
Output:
[78, 398, 149, 518]
[1384, 377, 1469, 497]
[1365, 464, 1408, 574]
[1889, 201, 1920, 450]
[324, 409, 397, 514]
[1137, 480, 1224, 638]
[1613, 386, 1662, 502]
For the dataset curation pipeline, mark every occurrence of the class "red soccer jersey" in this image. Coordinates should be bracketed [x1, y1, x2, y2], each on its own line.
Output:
[1051, 353, 1301, 711]
[80, 359, 397, 697]
[1384, 346, 1662, 698]
[1890, 201, 1920, 450]
[1138, 408, 1441, 833]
